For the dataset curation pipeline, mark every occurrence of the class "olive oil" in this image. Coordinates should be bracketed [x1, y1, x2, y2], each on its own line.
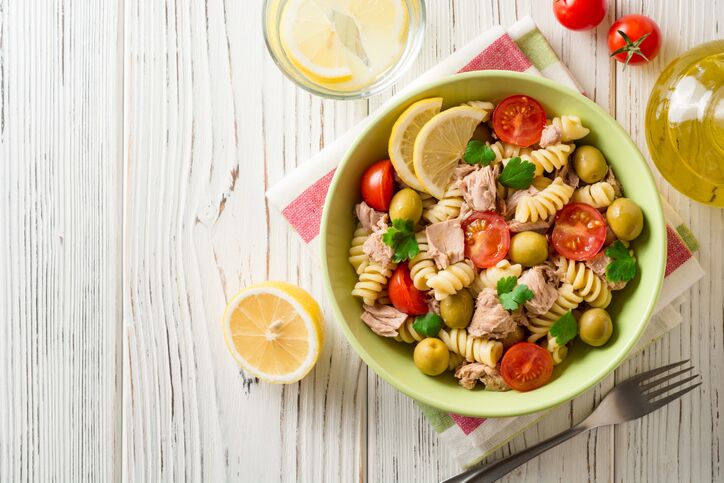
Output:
[645, 40, 724, 206]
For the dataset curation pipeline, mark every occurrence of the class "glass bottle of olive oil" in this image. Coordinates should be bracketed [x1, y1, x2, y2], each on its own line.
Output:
[645, 40, 724, 206]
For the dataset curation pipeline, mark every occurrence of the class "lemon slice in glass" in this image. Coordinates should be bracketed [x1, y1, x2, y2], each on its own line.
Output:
[280, 0, 353, 83]
[388, 97, 443, 192]
[222, 281, 324, 384]
[413, 106, 486, 199]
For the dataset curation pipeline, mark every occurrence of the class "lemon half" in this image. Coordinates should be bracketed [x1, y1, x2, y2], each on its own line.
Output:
[412, 106, 486, 199]
[222, 281, 324, 384]
[388, 97, 443, 192]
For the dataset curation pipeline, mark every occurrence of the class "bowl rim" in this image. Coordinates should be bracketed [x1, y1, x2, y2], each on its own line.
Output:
[320, 70, 666, 416]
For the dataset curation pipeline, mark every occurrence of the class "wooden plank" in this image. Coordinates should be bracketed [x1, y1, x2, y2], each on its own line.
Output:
[612, 1, 724, 482]
[122, 0, 368, 480]
[0, 0, 123, 481]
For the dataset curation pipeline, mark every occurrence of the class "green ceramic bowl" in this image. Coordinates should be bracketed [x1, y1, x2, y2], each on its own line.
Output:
[321, 71, 665, 417]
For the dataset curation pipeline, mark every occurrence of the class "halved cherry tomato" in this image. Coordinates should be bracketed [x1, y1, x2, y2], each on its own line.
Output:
[551, 202, 607, 261]
[500, 342, 554, 392]
[553, 0, 607, 31]
[461, 211, 510, 268]
[388, 264, 428, 315]
[492, 95, 547, 147]
[361, 160, 394, 211]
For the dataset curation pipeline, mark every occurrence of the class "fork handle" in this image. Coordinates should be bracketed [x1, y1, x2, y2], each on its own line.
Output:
[444, 425, 588, 483]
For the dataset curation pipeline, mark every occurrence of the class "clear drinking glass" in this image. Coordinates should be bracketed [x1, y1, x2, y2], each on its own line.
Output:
[263, 0, 426, 100]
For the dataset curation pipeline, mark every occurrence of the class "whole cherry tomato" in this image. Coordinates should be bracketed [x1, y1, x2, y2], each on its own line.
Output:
[608, 14, 662, 66]
[388, 264, 428, 315]
[553, 0, 607, 31]
[361, 160, 394, 211]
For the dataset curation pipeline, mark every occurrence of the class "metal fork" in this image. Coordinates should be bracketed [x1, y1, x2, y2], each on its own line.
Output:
[443, 360, 701, 483]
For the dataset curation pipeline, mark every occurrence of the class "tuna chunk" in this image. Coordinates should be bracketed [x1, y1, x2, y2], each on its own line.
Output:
[586, 252, 627, 290]
[507, 219, 551, 233]
[604, 167, 623, 198]
[457, 201, 473, 221]
[455, 163, 478, 180]
[556, 163, 580, 189]
[517, 266, 559, 315]
[360, 304, 407, 337]
[455, 362, 510, 391]
[539, 124, 562, 147]
[459, 164, 500, 212]
[425, 219, 465, 269]
[468, 288, 517, 340]
[506, 185, 539, 217]
[362, 232, 394, 269]
[355, 202, 388, 232]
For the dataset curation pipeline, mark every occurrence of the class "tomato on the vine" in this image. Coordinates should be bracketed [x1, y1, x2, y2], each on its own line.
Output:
[388, 264, 428, 316]
[461, 211, 510, 268]
[492, 95, 547, 147]
[360, 160, 394, 211]
[608, 15, 662, 66]
[553, 0, 607, 31]
[500, 342, 554, 392]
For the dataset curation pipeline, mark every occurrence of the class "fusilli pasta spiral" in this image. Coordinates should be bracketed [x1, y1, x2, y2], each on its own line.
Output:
[528, 284, 583, 343]
[546, 334, 569, 365]
[478, 259, 523, 290]
[488, 141, 534, 164]
[419, 191, 436, 210]
[462, 100, 495, 121]
[571, 181, 616, 208]
[427, 261, 476, 301]
[556, 257, 612, 308]
[351, 262, 395, 306]
[409, 231, 438, 291]
[550, 115, 590, 142]
[394, 318, 425, 343]
[348, 224, 371, 274]
[523, 143, 573, 176]
[423, 184, 464, 223]
[515, 177, 575, 223]
[438, 328, 504, 367]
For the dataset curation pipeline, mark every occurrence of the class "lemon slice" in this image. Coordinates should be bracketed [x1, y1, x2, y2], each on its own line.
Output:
[280, 0, 353, 83]
[413, 106, 486, 199]
[388, 97, 444, 192]
[222, 281, 324, 384]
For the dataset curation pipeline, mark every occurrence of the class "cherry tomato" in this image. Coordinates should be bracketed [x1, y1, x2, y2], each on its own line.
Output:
[361, 160, 394, 211]
[608, 15, 661, 66]
[492, 95, 547, 147]
[500, 342, 554, 392]
[461, 211, 510, 268]
[551, 203, 607, 261]
[553, 0, 607, 31]
[388, 264, 428, 316]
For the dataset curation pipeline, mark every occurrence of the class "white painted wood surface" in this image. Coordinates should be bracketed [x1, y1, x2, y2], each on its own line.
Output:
[1, 0, 722, 481]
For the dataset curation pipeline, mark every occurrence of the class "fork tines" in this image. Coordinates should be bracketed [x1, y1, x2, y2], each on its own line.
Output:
[636, 360, 701, 409]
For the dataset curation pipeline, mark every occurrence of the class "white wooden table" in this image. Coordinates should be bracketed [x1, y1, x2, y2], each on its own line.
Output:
[1, 1, 722, 481]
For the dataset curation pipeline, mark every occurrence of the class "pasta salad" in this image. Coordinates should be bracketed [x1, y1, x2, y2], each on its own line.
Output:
[348, 94, 644, 392]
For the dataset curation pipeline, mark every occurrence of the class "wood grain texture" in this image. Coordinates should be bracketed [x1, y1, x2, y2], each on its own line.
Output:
[0, 0, 123, 481]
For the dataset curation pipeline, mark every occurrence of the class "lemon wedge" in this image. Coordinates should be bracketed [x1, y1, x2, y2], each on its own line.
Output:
[280, 0, 353, 83]
[413, 106, 486, 199]
[222, 281, 324, 384]
[388, 97, 443, 192]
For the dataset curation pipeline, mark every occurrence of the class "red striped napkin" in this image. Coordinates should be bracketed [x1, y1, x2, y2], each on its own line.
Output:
[266, 17, 704, 467]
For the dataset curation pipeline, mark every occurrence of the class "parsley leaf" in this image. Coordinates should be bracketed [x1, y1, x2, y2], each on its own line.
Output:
[496, 276, 518, 296]
[498, 156, 536, 189]
[463, 140, 497, 166]
[412, 313, 442, 337]
[604, 240, 637, 282]
[499, 283, 534, 311]
[382, 219, 419, 263]
[549, 311, 578, 346]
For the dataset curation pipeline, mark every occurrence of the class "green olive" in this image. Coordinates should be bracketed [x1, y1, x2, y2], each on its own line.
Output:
[578, 308, 613, 347]
[508, 231, 549, 267]
[502, 325, 525, 349]
[389, 188, 423, 224]
[573, 145, 608, 183]
[606, 198, 644, 241]
[413, 338, 450, 376]
[472, 124, 494, 144]
[440, 289, 474, 329]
